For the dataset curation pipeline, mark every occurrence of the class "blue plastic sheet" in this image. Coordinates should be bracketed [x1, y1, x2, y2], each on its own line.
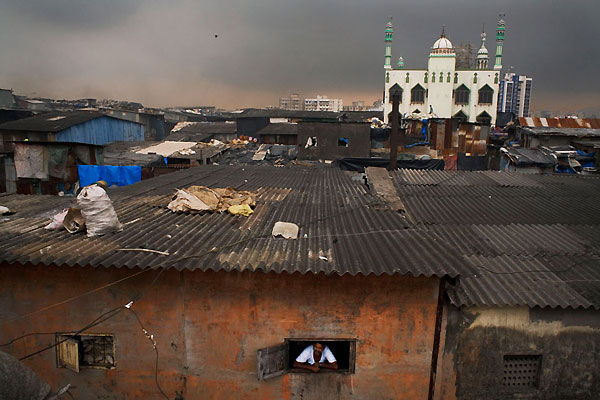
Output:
[78, 165, 142, 187]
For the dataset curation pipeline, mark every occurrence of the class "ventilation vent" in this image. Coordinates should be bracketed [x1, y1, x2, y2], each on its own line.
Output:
[503, 355, 541, 388]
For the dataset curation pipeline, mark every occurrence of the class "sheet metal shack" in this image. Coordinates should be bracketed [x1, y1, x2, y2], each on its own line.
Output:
[1, 166, 599, 399]
[0, 112, 144, 194]
[0, 165, 462, 399]
[390, 169, 600, 400]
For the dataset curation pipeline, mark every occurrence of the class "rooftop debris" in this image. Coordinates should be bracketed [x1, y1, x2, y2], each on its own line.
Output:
[272, 221, 299, 239]
[167, 186, 256, 215]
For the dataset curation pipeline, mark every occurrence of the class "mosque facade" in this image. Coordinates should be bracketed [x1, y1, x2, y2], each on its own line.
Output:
[383, 15, 506, 125]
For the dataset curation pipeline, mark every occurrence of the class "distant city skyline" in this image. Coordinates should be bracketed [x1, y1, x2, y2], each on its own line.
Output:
[0, 1, 598, 114]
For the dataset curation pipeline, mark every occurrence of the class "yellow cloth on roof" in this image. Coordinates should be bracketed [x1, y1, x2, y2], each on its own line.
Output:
[228, 204, 253, 216]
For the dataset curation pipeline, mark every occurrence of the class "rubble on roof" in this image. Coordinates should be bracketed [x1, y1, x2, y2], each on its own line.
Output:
[167, 186, 256, 215]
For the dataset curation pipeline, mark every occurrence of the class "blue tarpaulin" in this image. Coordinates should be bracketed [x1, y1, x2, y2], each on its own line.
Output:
[78, 165, 142, 187]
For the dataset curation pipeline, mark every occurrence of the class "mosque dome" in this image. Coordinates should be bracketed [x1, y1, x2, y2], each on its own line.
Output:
[432, 36, 453, 50]
[430, 27, 455, 55]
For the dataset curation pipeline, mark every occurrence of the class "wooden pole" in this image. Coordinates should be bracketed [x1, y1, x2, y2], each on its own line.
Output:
[389, 93, 400, 170]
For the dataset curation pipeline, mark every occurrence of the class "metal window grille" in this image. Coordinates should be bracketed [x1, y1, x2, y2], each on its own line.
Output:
[503, 355, 541, 388]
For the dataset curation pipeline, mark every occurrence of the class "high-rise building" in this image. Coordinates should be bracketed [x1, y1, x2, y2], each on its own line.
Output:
[304, 95, 343, 112]
[279, 93, 303, 110]
[383, 15, 506, 125]
[497, 73, 533, 117]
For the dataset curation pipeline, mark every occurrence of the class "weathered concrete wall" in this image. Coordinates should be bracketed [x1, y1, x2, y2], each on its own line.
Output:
[440, 305, 600, 400]
[0, 263, 441, 399]
[297, 122, 371, 160]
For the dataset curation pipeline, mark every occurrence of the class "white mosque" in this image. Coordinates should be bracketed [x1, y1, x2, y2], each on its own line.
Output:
[383, 15, 506, 125]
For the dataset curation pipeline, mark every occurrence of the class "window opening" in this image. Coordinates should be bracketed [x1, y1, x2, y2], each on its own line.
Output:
[389, 84, 403, 103]
[338, 137, 349, 147]
[56, 334, 115, 371]
[411, 84, 425, 104]
[476, 111, 492, 125]
[257, 338, 356, 380]
[455, 84, 470, 105]
[478, 85, 494, 104]
[503, 355, 541, 389]
[304, 136, 318, 148]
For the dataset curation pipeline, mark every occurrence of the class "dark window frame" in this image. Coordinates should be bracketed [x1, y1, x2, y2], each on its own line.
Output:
[455, 84, 470, 105]
[411, 84, 426, 104]
[478, 85, 494, 104]
[56, 333, 116, 371]
[257, 337, 357, 380]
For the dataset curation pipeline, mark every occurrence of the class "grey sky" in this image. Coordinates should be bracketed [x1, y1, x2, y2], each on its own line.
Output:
[0, 0, 597, 112]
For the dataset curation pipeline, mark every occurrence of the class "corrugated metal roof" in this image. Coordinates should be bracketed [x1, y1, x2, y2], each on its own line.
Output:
[3, 167, 600, 309]
[0, 112, 141, 133]
[521, 127, 600, 137]
[0, 166, 465, 278]
[519, 117, 600, 129]
[448, 255, 600, 309]
[256, 123, 298, 136]
[136, 141, 197, 157]
[389, 169, 600, 309]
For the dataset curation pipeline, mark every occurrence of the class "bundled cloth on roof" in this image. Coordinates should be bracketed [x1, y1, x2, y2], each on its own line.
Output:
[167, 186, 256, 216]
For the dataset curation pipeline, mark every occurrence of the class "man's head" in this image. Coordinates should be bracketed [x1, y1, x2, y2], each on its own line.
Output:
[313, 342, 324, 359]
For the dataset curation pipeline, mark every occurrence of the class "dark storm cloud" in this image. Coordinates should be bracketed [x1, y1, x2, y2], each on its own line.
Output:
[0, 0, 141, 29]
[0, 0, 597, 110]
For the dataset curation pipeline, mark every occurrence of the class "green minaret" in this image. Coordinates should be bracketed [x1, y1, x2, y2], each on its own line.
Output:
[384, 19, 393, 69]
[494, 14, 505, 70]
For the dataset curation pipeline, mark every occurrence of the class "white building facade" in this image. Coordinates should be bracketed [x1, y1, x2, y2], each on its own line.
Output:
[497, 73, 533, 117]
[304, 95, 343, 112]
[383, 16, 506, 125]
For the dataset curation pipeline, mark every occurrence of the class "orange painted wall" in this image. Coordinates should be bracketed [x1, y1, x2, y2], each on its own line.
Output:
[0, 263, 441, 399]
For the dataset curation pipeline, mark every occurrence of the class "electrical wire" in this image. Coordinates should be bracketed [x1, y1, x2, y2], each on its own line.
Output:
[19, 306, 126, 361]
[471, 253, 600, 276]
[1, 332, 55, 347]
[0, 268, 152, 322]
[166, 198, 388, 265]
[126, 308, 169, 400]
[15, 268, 165, 361]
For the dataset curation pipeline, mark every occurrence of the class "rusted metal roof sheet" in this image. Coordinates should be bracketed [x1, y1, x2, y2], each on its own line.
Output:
[519, 117, 600, 129]
[0, 166, 465, 278]
[389, 169, 600, 309]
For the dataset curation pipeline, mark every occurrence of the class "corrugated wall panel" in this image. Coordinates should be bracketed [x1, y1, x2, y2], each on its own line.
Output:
[56, 116, 144, 145]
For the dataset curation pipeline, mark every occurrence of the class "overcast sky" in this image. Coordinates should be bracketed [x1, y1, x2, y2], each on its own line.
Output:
[0, 0, 597, 113]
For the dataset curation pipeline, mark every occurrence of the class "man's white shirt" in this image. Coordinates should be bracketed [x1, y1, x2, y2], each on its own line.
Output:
[295, 345, 337, 365]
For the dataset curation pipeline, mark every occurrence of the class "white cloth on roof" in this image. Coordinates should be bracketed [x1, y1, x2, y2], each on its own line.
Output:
[295, 345, 336, 365]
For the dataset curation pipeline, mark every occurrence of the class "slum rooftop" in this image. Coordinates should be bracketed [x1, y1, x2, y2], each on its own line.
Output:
[1, 166, 599, 309]
[0, 111, 140, 133]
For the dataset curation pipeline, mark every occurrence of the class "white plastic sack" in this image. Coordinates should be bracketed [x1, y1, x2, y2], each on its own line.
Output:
[44, 208, 69, 230]
[77, 185, 122, 237]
